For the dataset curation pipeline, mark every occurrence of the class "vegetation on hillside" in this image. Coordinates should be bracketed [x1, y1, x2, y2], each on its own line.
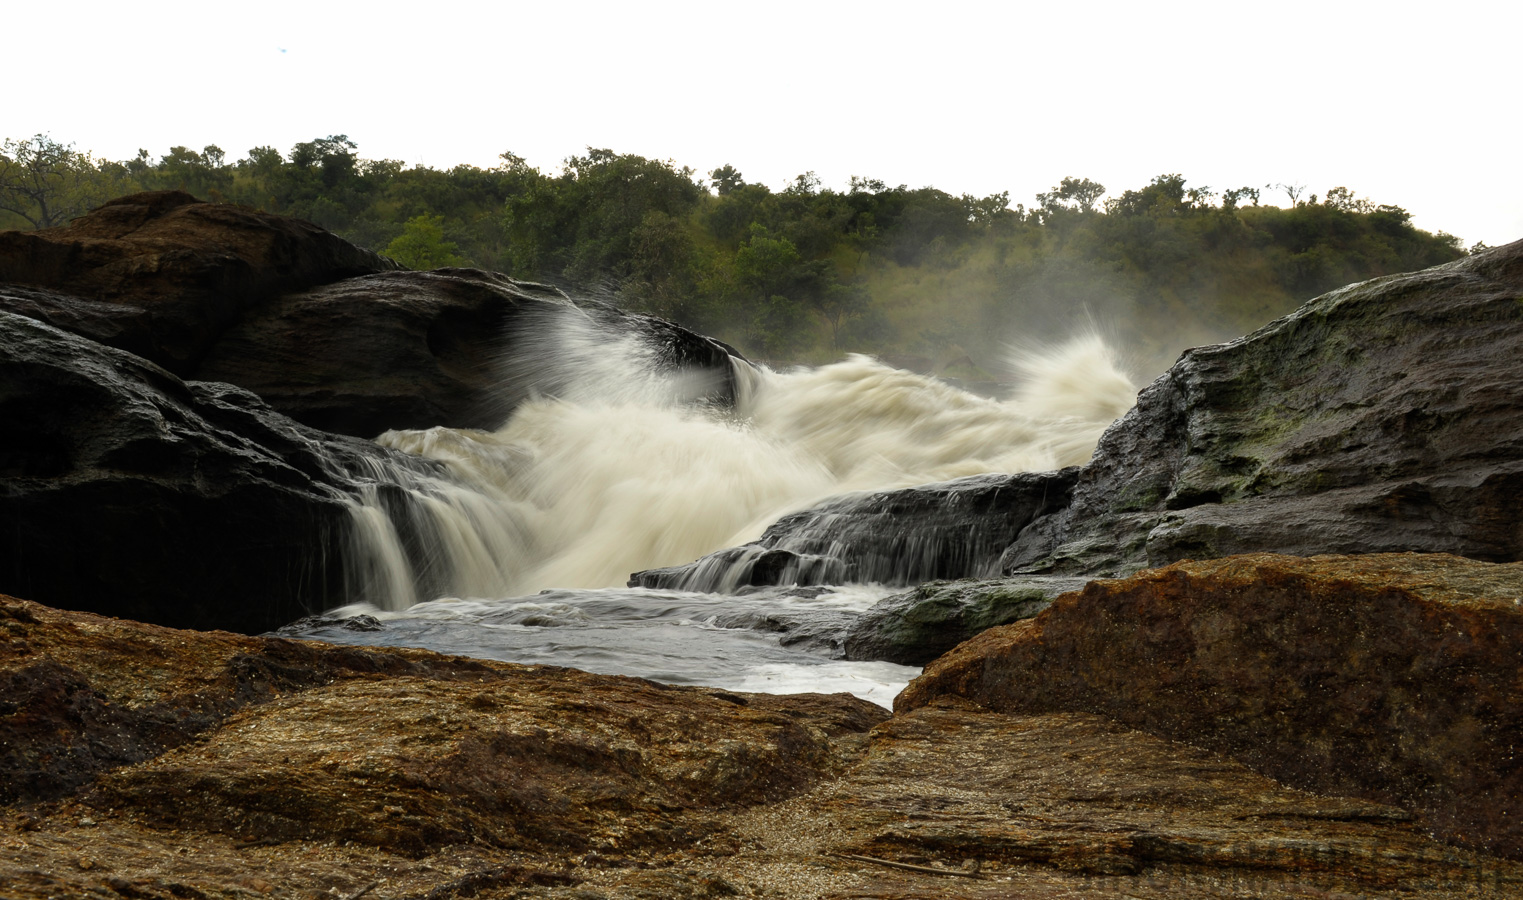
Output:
[1, 133, 1471, 375]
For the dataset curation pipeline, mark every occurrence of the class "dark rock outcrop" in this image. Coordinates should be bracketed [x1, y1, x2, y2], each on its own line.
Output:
[630, 470, 1077, 591]
[0, 309, 433, 632]
[842, 575, 1089, 665]
[3, 597, 1517, 899]
[195, 268, 742, 436]
[0, 191, 397, 374]
[1, 194, 745, 437]
[899, 553, 1523, 860]
[1002, 239, 1523, 576]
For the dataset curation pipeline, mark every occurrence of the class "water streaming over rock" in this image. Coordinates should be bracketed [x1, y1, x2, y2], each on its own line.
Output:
[337, 329, 1136, 610]
[296, 323, 1138, 704]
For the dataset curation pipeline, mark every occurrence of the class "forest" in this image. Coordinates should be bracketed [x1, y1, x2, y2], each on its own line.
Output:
[0, 133, 1472, 377]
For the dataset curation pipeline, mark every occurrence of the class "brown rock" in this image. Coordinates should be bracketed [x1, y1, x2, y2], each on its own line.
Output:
[1, 596, 1519, 898]
[0, 190, 396, 374]
[899, 552, 1523, 859]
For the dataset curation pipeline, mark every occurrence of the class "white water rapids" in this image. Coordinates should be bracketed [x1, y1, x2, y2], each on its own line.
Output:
[290, 323, 1139, 707]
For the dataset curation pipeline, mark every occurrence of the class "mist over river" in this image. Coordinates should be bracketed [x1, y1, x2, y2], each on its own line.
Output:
[279, 320, 1138, 706]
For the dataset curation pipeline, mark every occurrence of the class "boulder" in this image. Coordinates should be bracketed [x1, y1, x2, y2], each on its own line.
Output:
[1, 194, 745, 436]
[1002, 238, 1523, 576]
[630, 470, 1077, 591]
[0, 309, 435, 633]
[842, 575, 1089, 665]
[899, 553, 1523, 859]
[195, 268, 742, 436]
[3, 596, 1517, 899]
[0, 191, 397, 374]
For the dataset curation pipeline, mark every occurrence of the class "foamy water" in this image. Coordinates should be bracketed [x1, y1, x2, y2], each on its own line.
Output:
[345, 332, 1135, 607]
[294, 323, 1138, 706]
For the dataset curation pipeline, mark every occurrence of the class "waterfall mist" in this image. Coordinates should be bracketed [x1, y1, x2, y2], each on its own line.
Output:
[337, 317, 1138, 611]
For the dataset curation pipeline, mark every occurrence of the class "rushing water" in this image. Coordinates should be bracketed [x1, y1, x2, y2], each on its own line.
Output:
[280, 319, 1138, 707]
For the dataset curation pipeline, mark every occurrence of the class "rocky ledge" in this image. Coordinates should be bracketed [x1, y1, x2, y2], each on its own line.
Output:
[0, 192, 743, 438]
[901, 552, 1523, 861]
[4, 566, 1521, 899]
[0, 195, 744, 632]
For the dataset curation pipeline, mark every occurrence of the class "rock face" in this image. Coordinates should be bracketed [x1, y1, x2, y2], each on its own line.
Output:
[0, 192, 743, 438]
[0, 191, 397, 375]
[0, 309, 439, 633]
[3, 597, 1518, 899]
[0, 195, 750, 631]
[842, 575, 1089, 665]
[899, 553, 1523, 860]
[196, 268, 742, 436]
[1002, 239, 1523, 576]
[631, 242, 1523, 660]
[630, 471, 1078, 591]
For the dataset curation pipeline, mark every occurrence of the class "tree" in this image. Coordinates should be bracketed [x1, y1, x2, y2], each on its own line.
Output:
[1269, 182, 1307, 207]
[384, 214, 468, 269]
[1036, 177, 1106, 214]
[0, 134, 123, 229]
[709, 165, 744, 196]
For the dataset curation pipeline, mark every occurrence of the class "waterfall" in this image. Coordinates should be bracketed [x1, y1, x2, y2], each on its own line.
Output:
[336, 329, 1137, 610]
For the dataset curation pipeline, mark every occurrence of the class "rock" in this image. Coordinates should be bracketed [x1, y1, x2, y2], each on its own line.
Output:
[2, 597, 1517, 899]
[630, 470, 1078, 591]
[0, 309, 436, 632]
[2, 194, 744, 437]
[195, 268, 742, 436]
[1002, 238, 1523, 576]
[0, 191, 397, 374]
[899, 553, 1523, 860]
[842, 576, 1090, 665]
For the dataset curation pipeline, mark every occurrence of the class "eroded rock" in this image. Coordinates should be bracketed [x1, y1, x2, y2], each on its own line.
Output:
[196, 268, 741, 436]
[2, 597, 1517, 899]
[900, 553, 1523, 859]
[0, 309, 436, 632]
[842, 575, 1089, 665]
[1003, 239, 1523, 576]
[0, 191, 396, 374]
[630, 471, 1077, 592]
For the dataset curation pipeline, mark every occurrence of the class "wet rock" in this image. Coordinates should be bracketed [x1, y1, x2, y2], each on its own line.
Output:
[196, 268, 742, 436]
[0, 309, 433, 632]
[899, 553, 1523, 859]
[3, 597, 1518, 899]
[1003, 238, 1523, 576]
[0, 190, 396, 374]
[842, 576, 1089, 665]
[1, 194, 743, 437]
[630, 470, 1078, 591]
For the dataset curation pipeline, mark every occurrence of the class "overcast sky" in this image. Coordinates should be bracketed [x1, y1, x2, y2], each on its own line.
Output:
[10, 1, 1520, 246]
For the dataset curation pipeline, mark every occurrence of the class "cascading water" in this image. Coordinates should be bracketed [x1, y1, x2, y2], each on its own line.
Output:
[289, 319, 1138, 707]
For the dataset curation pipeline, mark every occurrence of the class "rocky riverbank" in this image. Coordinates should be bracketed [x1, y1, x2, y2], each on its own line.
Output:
[4, 195, 1522, 896]
[0, 193, 743, 631]
[4, 590, 1520, 899]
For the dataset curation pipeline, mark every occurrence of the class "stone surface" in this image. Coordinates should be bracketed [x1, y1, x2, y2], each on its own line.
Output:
[1002, 238, 1523, 576]
[2, 597, 1518, 899]
[900, 553, 1523, 860]
[0, 309, 439, 633]
[630, 471, 1078, 592]
[1, 194, 743, 438]
[196, 268, 741, 436]
[0, 191, 396, 374]
[842, 575, 1089, 665]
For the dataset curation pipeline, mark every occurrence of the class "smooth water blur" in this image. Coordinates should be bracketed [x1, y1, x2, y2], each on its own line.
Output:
[340, 325, 1138, 611]
[280, 584, 918, 708]
[301, 324, 1138, 705]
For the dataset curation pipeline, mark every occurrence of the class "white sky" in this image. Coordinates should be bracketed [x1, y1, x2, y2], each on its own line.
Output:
[9, 1, 1520, 246]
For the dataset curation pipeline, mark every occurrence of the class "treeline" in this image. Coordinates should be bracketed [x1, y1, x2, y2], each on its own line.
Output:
[1, 134, 1470, 372]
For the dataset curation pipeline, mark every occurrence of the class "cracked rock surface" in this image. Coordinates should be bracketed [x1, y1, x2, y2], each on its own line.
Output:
[4, 594, 1519, 899]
